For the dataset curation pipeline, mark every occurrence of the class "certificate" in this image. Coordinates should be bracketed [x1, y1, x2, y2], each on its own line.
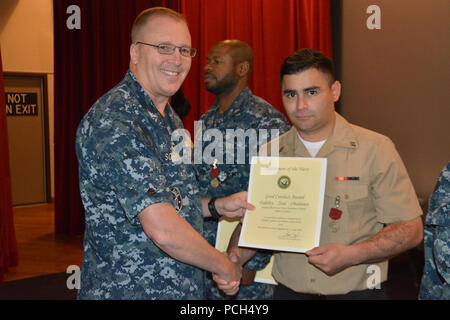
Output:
[215, 218, 277, 285]
[239, 156, 327, 253]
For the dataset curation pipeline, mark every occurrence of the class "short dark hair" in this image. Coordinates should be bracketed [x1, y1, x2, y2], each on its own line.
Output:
[131, 7, 187, 43]
[280, 48, 335, 84]
[220, 40, 254, 76]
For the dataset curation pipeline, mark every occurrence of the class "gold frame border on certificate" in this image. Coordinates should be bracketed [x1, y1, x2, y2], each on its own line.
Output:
[238, 156, 327, 253]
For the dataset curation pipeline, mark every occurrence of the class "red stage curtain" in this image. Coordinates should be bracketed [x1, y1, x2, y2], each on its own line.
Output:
[180, 0, 332, 135]
[54, 0, 332, 235]
[53, 0, 181, 235]
[0, 48, 18, 282]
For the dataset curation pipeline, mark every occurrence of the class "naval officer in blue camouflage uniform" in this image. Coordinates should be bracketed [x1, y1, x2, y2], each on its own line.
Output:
[419, 161, 450, 300]
[75, 8, 252, 300]
[195, 40, 290, 299]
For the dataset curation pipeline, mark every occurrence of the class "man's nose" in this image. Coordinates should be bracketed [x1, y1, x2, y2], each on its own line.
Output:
[296, 97, 308, 110]
[169, 49, 183, 64]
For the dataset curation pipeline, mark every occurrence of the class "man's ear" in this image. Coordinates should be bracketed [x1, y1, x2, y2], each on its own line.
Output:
[130, 43, 139, 65]
[331, 80, 341, 102]
[237, 61, 250, 77]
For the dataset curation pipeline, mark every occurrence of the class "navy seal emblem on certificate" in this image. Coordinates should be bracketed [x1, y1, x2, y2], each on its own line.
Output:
[277, 176, 291, 189]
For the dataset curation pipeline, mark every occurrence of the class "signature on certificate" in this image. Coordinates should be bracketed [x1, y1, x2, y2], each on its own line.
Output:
[278, 231, 300, 240]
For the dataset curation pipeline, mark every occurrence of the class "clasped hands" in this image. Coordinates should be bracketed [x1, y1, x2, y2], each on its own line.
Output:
[212, 248, 243, 296]
[211, 191, 255, 296]
[213, 243, 355, 295]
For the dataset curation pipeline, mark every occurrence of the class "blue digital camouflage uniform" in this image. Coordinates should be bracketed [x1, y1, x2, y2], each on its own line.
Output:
[419, 161, 450, 300]
[194, 87, 290, 299]
[75, 70, 204, 299]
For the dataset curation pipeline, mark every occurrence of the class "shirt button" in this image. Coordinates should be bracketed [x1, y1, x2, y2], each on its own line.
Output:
[344, 194, 349, 200]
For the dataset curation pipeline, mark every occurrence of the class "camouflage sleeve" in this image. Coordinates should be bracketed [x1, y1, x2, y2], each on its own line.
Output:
[243, 250, 273, 271]
[98, 120, 173, 225]
[434, 227, 450, 286]
[254, 110, 290, 156]
[267, 113, 291, 137]
[428, 163, 450, 287]
[259, 114, 290, 148]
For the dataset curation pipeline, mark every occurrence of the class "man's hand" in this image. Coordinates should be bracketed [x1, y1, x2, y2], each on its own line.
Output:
[306, 217, 423, 276]
[306, 243, 356, 276]
[241, 269, 256, 286]
[215, 191, 255, 219]
[225, 247, 255, 286]
[227, 246, 242, 264]
[212, 253, 242, 296]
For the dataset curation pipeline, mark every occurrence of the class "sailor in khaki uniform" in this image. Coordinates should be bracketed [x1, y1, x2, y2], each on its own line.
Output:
[226, 49, 423, 299]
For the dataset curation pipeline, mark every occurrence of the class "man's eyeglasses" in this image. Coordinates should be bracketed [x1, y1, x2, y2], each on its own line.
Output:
[135, 41, 197, 58]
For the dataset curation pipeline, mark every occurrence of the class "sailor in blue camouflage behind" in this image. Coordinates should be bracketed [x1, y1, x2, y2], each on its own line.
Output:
[195, 40, 291, 300]
[419, 161, 450, 300]
[75, 8, 252, 300]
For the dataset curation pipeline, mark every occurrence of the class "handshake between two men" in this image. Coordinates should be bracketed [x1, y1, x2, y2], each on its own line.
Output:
[139, 190, 255, 298]
[208, 192, 258, 297]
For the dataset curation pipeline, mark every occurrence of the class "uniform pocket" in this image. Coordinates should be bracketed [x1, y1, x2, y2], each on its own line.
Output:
[344, 184, 373, 234]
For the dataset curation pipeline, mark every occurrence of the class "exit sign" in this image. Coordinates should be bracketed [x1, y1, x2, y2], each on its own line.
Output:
[5, 92, 38, 116]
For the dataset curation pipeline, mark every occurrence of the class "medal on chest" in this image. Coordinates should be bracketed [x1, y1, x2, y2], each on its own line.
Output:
[210, 159, 220, 188]
[209, 159, 228, 188]
[328, 195, 342, 233]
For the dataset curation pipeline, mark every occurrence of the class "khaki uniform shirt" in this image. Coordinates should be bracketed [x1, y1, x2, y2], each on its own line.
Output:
[262, 112, 422, 295]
